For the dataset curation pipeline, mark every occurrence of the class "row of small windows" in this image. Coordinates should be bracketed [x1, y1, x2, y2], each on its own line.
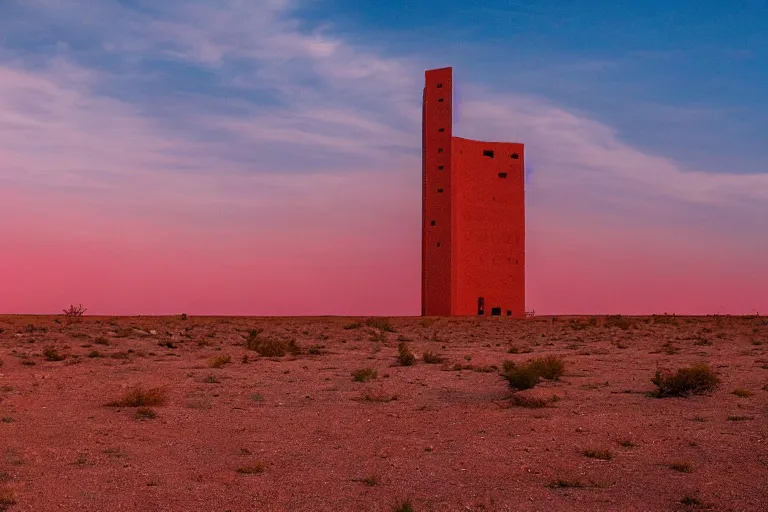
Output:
[438, 148, 519, 159]
[483, 150, 519, 159]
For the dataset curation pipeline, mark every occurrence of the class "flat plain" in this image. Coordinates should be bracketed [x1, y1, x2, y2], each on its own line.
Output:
[0, 314, 766, 511]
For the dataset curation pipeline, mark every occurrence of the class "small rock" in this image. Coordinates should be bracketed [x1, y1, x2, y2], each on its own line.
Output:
[149, 330, 157, 335]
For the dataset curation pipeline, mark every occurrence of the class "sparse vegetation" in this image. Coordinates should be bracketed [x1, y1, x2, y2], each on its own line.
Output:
[422, 351, 443, 364]
[352, 367, 377, 382]
[107, 386, 167, 407]
[392, 500, 414, 512]
[361, 474, 379, 486]
[343, 321, 363, 330]
[135, 407, 157, 420]
[669, 461, 693, 473]
[208, 354, 231, 368]
[732, 388, 753, 398]
[0, 487, 16, 508]
[63, 303, 87, 323]
[245, 330, 300, 357]
[548, 478, 585, 488]
[604, 315, 634, 330]
[502, 355, 566, 390]
[650, 363, 720, 397]
[43, 345, 65, 361]
[510, 394, 553, 408]
[397, 342, 416, 366]
[583, 449, 613, 460]
[365, 317, 395, 332]
[236, 462, 265, 474]
[618, 439, 635, 447]
[727, 415, 754, 421]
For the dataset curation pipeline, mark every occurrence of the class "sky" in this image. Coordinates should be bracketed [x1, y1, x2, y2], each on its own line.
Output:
[1, 0, 766, 316]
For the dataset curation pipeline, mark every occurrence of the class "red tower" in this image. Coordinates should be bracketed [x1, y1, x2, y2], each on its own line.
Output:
[422, 67, 525, 318]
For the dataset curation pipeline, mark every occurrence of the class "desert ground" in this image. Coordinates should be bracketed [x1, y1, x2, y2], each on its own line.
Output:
[0, 314, 766, 512]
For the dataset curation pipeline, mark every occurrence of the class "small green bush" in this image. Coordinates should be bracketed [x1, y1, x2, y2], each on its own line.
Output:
[502, 356, 566, 390]
[352, 368, 378, 382]
[397, 342, 416, 366]
[651, 363, 719, 397]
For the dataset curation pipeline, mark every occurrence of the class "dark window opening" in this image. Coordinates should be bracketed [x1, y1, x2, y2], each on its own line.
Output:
[477, 297, 485, 316]
[491, 307, 502, 316]
[438, 148, 443, 153]
[438, 128, 445, 132]
[437, 188, 443, 193]
[437, 83, 443, 88]
[430, 220, 436, 226]
[436, 242, 441, 248]
[438, 98, 444, 102]
[506, 310, 512, 316]
[438, 165, 444, 170]
[498, 172, 508, 178]
[483, 150, 495, 158]
[511, 153, 519, 159]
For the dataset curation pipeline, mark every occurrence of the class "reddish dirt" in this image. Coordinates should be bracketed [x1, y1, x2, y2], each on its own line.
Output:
[0, 314, 766, 511]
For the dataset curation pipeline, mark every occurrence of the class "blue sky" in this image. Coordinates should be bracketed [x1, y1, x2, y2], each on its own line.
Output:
[1, 0, 767, 315]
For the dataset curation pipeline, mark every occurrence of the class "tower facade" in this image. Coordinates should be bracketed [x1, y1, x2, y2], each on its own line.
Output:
[422, 67, 525, 317]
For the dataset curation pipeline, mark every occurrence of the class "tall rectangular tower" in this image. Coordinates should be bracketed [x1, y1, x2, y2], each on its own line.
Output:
[422, 67, 526, 318]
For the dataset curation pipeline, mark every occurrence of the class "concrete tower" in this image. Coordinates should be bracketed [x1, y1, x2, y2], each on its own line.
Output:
[421, 67, 525, 317]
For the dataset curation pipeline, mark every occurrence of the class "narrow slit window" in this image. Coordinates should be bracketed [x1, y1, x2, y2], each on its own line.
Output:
[430, 220, 436, 226]
[438, 128, 445, 132]
[477, 297, 485, 315]
[436, 242, 441, 248]
[438, 98, 444, 102]
[483, 150, 495, 158]
[498, 172, 508, 178]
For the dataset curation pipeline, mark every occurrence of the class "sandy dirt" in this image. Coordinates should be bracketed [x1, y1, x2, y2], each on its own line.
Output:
[0, 314, 766, 512]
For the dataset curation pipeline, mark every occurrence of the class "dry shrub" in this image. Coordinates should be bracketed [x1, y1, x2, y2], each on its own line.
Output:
[503, 355, 565, 390]
[365, 317, 395, 332]
[245, 331, 300, 357]
[0, 487, 16, 508]
[63, 303, 87, 323]
[651, 363, 719, 397]
[422, 351, 443, 364]
[135, 407, 157, 420]
[604, 315, 634, 330]
[669, 461, 693, 473]
[107, 386, 167, 407]
[208, 354, 231, 368]
[352, 367, 377, 382]
[732, 388, 753, 398]
[530, 355, 565, 380]
[653, 314, 678, 325]
[43, 345, 65, 361]
[510, 393, 551, 408]
[343, 321, 363, 330]
[236, 462, 265, 474]
[583, 449, 613, 460]
[397, 342, 416, 366]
